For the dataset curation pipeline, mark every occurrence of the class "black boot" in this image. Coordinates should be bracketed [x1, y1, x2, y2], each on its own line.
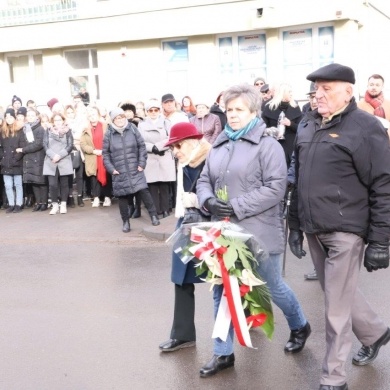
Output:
[122, 220, 131, 233]
[68, 196, 75, 208]
[40, 204, 48, 212]
[284, 322, 311, 353]
[151, 215, 160, 226]
[200, 354, 235, 378]
[131, 206, 141, 218]
[77, 195, 84, 207]
[131, 193, 141, 218]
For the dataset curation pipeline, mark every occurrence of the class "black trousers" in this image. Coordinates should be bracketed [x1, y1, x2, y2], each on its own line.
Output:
[48, 170, 70, 202]
[117, 188, 157, 221]
[90, 175, 112, 198]
[170, 283, 196, 341]
[148, 182, 170, 214]
[32, 183, 48, 204]
[68, 161, 84, 196]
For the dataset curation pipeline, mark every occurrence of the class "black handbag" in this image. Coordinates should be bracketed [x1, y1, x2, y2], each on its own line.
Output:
[71, 149, 81, 170]
[181, 168, 210, 225]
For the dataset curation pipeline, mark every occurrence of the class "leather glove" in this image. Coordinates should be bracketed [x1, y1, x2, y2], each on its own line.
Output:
[288, 230, 306, 259]
[204, 197, 234, 218]
[182, 192, 199, 208]
[364, 242, 389, 272]
[152, 145, 165, 156]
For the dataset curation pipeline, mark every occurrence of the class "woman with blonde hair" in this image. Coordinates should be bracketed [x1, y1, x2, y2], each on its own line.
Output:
[261, 82, 302, 166]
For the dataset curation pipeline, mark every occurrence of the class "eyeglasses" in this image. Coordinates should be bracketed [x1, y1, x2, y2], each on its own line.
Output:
[309, 94, 317, 100]
[255, 82, 264, 86]
[148, 108, 160, 113]
[168, 142, 184, 151]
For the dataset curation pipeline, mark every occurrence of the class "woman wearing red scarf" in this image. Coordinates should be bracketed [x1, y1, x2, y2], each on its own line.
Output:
[80, 106, 111, 207]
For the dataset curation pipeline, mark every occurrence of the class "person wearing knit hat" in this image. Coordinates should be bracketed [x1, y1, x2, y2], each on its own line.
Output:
[288, 63, 390, 389]
[103, 107, 160, 232]
[47, 98, 59, 111]
[12, 95, 22, 109]
[5, 107, 16, 119]
[16, 107, 27, 121]
[253, 77, 266, 90]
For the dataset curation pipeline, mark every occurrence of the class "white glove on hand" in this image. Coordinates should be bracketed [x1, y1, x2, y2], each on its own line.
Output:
[181, 192, 199, 208]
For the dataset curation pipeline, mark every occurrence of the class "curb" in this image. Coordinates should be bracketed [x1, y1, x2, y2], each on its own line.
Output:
[142, 215, 176, 241]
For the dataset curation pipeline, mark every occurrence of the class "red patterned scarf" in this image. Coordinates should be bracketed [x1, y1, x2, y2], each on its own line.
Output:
[365, 91, 386, 118]
[92, 122, 107, 186]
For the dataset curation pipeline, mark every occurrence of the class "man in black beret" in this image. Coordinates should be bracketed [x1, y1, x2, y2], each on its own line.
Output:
[288, 63, 390, 390]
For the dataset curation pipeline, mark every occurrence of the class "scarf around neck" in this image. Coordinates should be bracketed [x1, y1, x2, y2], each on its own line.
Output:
[365, 91, 385, 118]
[92, 122, 107, 186]
[24, 119, 39, 142]
[175, 139, 211, 218]
[224, 117, 259, 141]
[111, 122, 127, 134]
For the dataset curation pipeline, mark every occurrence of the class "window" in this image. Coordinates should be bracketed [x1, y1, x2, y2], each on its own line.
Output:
[217, 33, 267, 87]
[64, 48, 99, 101]
[7, 53, 43, 83]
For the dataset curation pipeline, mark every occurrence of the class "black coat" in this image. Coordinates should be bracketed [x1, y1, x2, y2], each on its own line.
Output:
[103, 123, 148, 197]
[171, 163, 207, 285]
[22, 123, 47, 184]
[0, 130, 24, 175]
[261, 102, 302, 166]
[289, 98, 390, 243]
[210, 104, 227, 129]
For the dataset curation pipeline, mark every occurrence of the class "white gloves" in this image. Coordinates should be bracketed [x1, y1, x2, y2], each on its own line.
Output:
[181, 192, 199, 208]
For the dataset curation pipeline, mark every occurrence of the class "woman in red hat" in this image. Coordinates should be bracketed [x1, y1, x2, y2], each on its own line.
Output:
[159, 122, 211, 353]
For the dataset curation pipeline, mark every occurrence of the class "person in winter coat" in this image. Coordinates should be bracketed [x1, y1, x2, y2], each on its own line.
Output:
[196, 83, 310, 378]
[102, 108, 160, 233]
[138, 99, 176, 218]
[190, 101, 222, 144]
[159, 122, 211, 353]
[261, 83, 302, 167]
[43, 112, 73, 215]
[80, 106, 111, 208]
[0, 108, 25, 213]
[288, 63, 390, 390]
[15, 108, 48, 211]
[209, 91, 227, 129]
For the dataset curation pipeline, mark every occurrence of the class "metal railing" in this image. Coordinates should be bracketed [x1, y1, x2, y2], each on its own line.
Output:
[0, 0, 77, 27]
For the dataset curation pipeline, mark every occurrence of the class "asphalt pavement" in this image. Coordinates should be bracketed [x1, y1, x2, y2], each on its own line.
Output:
[1, 200, 390, 390]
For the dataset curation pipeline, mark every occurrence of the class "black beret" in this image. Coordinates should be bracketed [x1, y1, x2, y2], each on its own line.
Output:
[307, 63, 355, 84]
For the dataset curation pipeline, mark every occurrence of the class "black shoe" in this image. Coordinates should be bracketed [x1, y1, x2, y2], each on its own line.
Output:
[151, 215, 160, 226]
[162, 211, 170, 218]
[304, 270, 318, 280]
[159, 339, 195, 352]
[199, 354, 235, 378]
[122, 220, 131, 233]
[352, 327, 390, 366]
[284, 322, 311, 353]
[6, 206, 14, 213]
[13, 205, 22, 213]
[319, 384, 348, 390]
[26, 195, 34, 208]
[131, 207, 141, 218]
[77, 196, 85, 207]
[32, 204, 41, 212]
[68, 196, 75, 208]
[40, 204, 48, 212]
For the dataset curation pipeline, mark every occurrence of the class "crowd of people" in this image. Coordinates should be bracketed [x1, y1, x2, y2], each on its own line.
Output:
[2, 66, 390, 389]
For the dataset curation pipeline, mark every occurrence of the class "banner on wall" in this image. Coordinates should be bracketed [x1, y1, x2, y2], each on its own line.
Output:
[237, 34, 266, 69]
[283, 29, 312, 65]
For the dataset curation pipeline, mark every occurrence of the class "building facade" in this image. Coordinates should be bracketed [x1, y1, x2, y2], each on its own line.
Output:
[0, 0, 389, 109]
